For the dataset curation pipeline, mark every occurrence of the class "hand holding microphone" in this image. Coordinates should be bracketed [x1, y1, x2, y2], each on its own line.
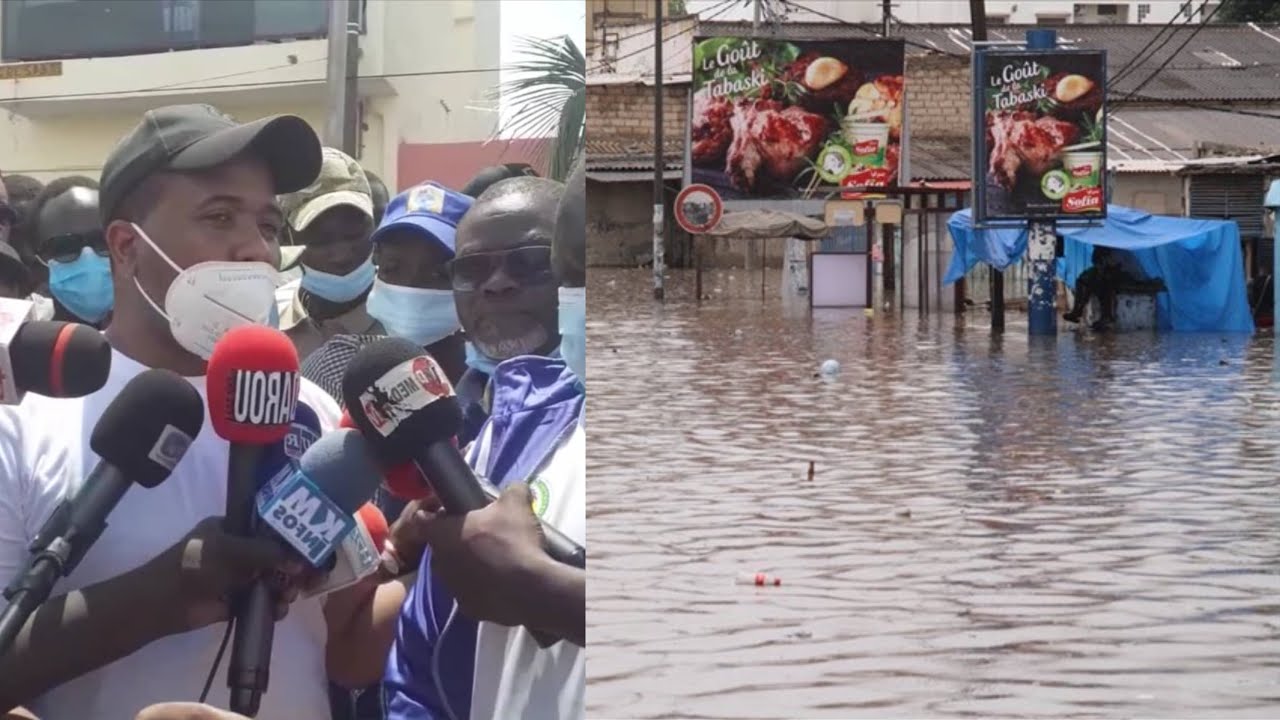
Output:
[206, 325, 303, 717]
[340, 338, 585, 570]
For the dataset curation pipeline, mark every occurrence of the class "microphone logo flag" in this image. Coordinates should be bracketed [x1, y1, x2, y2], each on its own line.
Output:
[358, 355, 453, 437]
[283, 421, 319, 461]
[258, 470, 357, 566]
[147, 424, 194, 472]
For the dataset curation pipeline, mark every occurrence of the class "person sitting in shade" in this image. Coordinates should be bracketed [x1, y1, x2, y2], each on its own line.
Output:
[1063, 245, 1163, 330]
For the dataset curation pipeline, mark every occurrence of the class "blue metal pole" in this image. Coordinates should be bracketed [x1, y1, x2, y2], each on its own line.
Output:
[1026, 28, 1058, 336]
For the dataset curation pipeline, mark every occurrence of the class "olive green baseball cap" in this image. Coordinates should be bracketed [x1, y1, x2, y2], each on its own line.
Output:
[278, 147, 373, 232]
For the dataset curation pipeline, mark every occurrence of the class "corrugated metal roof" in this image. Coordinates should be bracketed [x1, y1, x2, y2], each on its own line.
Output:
[909, 138, 970, 180]
[587, 170, 683, 183]
[590, 19, 1280, 102]
[1108, 107, 1280, 162]
[586, 138, 683, 172]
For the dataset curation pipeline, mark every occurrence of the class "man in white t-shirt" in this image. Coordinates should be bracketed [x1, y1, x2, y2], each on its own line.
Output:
[0, 105, 411, 719]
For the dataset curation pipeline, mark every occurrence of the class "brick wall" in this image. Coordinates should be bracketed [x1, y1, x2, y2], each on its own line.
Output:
[587, 83, 688, 144]
[906, 54, 971, 139]
[586, 53, 971, 146]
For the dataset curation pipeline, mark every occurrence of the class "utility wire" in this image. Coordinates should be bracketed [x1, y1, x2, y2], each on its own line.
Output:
[1117, 94, 1280, 121]
[586, 0, 737, 76]
[1109, 0, 1206, 87]
[591, 0, 734, 51]
[1117, 0, 1231, 102]
[776, 0, 966, 58]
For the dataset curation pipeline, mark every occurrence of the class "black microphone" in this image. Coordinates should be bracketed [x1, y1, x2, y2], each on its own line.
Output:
[0, 299, 112, 405]
[341, 337, 585, 570]
[0, 368, 204, 656]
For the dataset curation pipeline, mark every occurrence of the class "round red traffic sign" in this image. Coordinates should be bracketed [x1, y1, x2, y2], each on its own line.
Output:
[674, 184, 723, 234]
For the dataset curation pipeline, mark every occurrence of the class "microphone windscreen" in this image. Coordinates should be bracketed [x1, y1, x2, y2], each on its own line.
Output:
[355, 503, 389, 552]
[89, 368, 205, 488]
[11, 321, 111, 398]
[339, 409, 433, 501]
[206, 325, 300, 444]
[340, 337, 461, 464]
[297, 428, 384, 514]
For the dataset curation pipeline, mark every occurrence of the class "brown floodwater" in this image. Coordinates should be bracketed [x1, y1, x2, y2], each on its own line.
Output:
[586, 268, 1280, 719]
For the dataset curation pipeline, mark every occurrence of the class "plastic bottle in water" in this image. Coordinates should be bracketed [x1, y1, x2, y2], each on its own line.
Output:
[736, 572, 781, 587]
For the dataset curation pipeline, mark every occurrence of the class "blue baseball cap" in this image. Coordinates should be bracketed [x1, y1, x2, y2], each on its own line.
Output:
[371, 181, 474, 256]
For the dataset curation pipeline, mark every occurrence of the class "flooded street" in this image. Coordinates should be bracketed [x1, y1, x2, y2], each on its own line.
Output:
[587, 268, 1280, 719]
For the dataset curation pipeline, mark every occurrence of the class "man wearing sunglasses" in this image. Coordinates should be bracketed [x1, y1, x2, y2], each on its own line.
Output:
[452, 176, 563, 380]
[30, 177, 114, 327]
[384, 174, 576, 720]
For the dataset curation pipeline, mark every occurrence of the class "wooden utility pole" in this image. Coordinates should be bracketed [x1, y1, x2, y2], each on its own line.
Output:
[969, 0, 1002, 332]
[653, 0, 665, 301]
[882, 0, 895, 307]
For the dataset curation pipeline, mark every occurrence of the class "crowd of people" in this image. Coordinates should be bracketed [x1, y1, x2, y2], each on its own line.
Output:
[0, 103, 585, 720]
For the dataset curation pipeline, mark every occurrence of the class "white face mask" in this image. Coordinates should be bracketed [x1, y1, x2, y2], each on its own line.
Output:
[131, 223, 279, 360]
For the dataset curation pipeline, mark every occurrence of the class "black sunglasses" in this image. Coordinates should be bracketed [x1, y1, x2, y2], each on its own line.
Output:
[448, 245, 554, 292]
[37, 230, 109, 265]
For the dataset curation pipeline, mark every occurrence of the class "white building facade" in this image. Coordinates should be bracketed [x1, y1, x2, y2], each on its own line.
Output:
[0, 0, 528, 193]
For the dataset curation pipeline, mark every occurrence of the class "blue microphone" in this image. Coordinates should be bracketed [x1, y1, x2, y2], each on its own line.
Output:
[253, 402, 321, 518]
[256, 428, 383, 568]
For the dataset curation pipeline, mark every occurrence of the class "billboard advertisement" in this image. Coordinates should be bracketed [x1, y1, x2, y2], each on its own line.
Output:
[688, 36, 906, 200]
[974, 49, 1108, 222]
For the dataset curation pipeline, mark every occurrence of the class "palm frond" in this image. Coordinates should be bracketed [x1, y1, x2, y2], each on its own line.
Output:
[492, 34, 585, 181]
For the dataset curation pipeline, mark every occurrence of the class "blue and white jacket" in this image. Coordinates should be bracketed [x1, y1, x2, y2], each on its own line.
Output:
[383, 355, 584, 720]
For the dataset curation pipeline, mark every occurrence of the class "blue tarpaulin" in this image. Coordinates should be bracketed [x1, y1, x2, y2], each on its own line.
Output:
[944, 205, 1254, 333]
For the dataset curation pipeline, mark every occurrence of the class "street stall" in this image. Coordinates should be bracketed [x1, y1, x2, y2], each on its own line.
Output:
[693, 209, 828, 302]
[945, 205, 1254, 333]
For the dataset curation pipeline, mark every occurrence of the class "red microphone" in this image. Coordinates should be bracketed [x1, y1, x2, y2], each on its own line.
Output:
[304, 502, 389, 598]
[205, 324, 300, 717]
[356, 502, 389, 552]
[339, 409, 444, 502]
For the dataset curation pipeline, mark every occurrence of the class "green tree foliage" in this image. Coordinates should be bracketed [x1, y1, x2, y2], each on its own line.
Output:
[494, 36, 586, 182]
[1218, 0, 1280, 23]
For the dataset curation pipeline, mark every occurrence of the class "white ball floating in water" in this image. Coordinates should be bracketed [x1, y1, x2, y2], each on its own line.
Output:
[820, 359, 840, 375]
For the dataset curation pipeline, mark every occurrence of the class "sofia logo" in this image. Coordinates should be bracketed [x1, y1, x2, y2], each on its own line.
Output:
[854, 139, 880, 155]
[1063, 187, 1103, 213]
[1070, 164, 1094, 177]
[844, 168, 892, 186]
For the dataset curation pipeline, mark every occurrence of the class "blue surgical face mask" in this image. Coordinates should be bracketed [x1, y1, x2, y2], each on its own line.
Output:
[558, 286, 585, 386]
[48, 246, 113, 323]
[300, 255, 375, 303]
[464, 342, 502, 375]
[366, 278, 460, 346]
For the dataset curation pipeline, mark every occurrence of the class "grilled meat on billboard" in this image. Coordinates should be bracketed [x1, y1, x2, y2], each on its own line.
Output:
[977, 51, 1107, 220]
[689, 37, 906, 199]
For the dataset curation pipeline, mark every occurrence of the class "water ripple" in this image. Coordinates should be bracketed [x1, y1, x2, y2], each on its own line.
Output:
[587, 269, 1280, 718]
